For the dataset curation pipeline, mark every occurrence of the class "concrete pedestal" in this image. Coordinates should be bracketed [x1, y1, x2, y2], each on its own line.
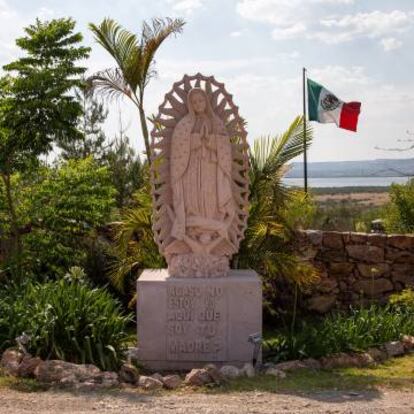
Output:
[137, 269, 262, 370]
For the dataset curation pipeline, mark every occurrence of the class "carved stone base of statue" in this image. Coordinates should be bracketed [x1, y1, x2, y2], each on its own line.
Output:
[136, 269, 262, 370]
[168, 254, 229, 278]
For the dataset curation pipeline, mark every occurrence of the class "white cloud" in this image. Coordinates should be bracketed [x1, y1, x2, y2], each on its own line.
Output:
[237, 0, 355, 26]
[315, 0, 355, 3]
[155, 62, 410, 162]
[319, 10, 414, 42]
[237, 0, 305, 26]
[284, 50, 300, 59]
[0, 1, 58, 64]
[310, 65, 372, 88]
[0, 0, 25, 61]
[167, 0, 203, 15]
[237, 1, 414, 50]
[37, 7, 55, 20]
[155, 55, 303, 83]
[381, 37, 403, 52]
[230, 31, 242, 38]
[272, 22, 307, 40]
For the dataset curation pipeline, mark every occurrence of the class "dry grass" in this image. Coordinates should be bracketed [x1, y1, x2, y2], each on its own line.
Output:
[315, 192, 389, 207]
[212, 354, 414, 394]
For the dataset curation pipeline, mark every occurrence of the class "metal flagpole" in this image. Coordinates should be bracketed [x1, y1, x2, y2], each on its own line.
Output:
[303, 67, 308, 194]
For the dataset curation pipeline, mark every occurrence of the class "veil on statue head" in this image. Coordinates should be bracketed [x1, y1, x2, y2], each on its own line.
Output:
[186, 87, 218, 128]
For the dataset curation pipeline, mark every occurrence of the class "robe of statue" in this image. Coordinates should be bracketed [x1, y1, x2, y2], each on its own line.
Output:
[169, 91, 234, 252]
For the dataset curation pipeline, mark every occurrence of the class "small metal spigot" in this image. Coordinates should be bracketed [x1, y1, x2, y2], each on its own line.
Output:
[248, 332, 262, 368]
[15, 332, 31, 355]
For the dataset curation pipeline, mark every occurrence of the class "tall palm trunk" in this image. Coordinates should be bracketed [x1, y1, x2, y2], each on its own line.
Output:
[89, 18, 185, 167]
[138, 104, 151, 165]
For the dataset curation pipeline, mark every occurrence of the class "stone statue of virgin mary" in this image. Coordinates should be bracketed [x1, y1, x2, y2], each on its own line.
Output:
[150, 74, 249, 278]
[169, 87, 235, 249]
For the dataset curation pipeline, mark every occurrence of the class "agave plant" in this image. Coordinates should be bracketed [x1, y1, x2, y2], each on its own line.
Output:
[89, 17, 185, 163]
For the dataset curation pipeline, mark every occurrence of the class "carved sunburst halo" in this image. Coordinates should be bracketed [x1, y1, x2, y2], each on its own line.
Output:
[150, 73, 249, 271]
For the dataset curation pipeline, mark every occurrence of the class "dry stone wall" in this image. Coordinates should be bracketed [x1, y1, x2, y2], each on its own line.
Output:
[296, 230, 414, 313]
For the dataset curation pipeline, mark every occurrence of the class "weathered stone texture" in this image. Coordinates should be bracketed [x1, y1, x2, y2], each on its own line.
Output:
[349, 232, 368, 244]
[17, 356, 42, 378]
[118, 363, 139, 385]
[138, 375, 163, 390]
[162, 374, 183, 389]
[366, 233, 387, 246]
[353, 278, 393, 297]
[297, 230, 414, 313]
[346, 245, 384, 263]
[137, 269, 262, 370]
[308, 295, 336, 313]
[357, 263, 390, 278]
[387, 235, 414, 250]
[0, 349, 24, 376]
[323, 231, 344, 249]
[329, 262, 354, 277]
[184, 368, 212, 386]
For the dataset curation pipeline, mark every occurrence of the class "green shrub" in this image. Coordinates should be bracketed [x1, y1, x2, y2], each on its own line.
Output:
[0, 157, 116, 280]
[282, 190, 316, 230]
[0, 279, 131, 371]
[264, 304, 414, 362]
[384, 179, 414, 233]
[389, 289, 414, 309]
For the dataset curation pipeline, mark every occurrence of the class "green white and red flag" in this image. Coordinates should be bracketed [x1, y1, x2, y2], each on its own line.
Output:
[307, 78, 361, 132]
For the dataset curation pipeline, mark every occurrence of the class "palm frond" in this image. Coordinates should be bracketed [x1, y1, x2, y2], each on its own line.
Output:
[140, 18, 185, 87]
[89, 18, 139, 74]
[87, 68, 133, 102]
[250, 116, 311, 178]
[107, 253, 140, 293]
[89, 17, 185, 104]
[249, 116, 312, 204]
[237, 116, 318, 291]
[106, 183, 164, 293]
[272, 115, 312, 167]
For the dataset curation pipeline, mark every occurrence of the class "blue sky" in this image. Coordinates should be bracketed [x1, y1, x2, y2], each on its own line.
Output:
[1, 0, 414, 162]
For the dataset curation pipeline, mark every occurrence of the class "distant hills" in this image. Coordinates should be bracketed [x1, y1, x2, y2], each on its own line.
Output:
[286, 158, 414, 178]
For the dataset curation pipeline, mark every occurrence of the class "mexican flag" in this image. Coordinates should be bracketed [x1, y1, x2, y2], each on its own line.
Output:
[307, 78, 361, 132]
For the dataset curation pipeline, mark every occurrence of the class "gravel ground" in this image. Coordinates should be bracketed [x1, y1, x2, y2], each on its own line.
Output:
[1, 388, 414, 414]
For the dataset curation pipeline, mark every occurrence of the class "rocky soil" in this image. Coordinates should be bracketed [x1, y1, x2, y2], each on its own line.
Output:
[1, 387, 414, 413]
[2, 339, 414, 413]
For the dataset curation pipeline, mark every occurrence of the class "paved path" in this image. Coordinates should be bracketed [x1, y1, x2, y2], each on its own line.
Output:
[1, 387, 414, 413]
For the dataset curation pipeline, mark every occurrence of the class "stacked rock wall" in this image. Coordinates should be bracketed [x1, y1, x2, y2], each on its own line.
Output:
[297, 230, 414, 313]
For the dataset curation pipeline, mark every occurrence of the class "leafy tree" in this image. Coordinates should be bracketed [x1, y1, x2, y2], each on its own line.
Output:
[88, 17, 185, 163]
[0, 18, 90, 269]
[59, 87, 110, 162]
[24, 157, 116, 277]
[0, 158, 116, 279]
[383, 179, 414, 233]
[106, 116, 145, 208]
[3, 18, 90, 155]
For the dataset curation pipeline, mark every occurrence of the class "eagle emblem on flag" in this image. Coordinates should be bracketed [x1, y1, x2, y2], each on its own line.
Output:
[321, 93, 340, 111]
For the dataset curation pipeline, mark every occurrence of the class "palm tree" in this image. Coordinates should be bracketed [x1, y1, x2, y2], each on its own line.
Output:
[236, 116, 319, 321]
[107, 173, 165, 304]
[88, 17, 185, 164]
